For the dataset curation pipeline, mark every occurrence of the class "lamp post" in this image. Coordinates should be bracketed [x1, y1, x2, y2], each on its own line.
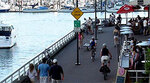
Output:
[148, 5, 150, 19]
[105, 0, 107, 20]
[101, 0, 102, 11]
[75, 0, 80, 65]
[94, 0, 97, 40]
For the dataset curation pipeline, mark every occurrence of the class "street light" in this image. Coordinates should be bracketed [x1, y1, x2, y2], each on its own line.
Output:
[94, 0, 97, 40]
[75, 0, 80, 65]
[105, 0, 107, 21]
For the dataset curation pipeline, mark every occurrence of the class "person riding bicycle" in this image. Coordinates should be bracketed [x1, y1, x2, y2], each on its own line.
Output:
[90, 37, 96, 49]
[100, 43, 112, 67]
[90, 37, 97, 59]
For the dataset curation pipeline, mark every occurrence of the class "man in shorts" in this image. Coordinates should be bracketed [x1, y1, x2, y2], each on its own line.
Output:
[100, 43, 112, 67]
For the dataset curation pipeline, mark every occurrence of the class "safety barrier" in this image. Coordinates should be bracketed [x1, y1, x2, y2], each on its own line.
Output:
[128, 70, 150, 83]
[0, 30, 75, 83]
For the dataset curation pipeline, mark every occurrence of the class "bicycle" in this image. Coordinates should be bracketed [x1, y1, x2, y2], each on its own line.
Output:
[91, 47, 96, 62]
[103, 59, 108, 80]
[100, 58, 111, 80]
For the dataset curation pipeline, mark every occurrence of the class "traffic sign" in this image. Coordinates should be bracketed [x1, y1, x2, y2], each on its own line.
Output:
[74, 20, 81, 27]
[71, 7, 83, 20]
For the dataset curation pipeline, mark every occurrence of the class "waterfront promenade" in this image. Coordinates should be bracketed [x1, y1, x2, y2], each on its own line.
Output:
[45, 26, 118, 83]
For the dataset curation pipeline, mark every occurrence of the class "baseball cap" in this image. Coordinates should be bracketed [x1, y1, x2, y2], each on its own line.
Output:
[53, 59, 57, 63]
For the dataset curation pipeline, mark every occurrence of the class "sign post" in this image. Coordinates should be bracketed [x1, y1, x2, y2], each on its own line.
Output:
[71, 6, 83, 65]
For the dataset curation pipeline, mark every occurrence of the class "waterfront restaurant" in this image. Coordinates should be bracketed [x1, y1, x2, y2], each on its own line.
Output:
[116, 0, 150, 83]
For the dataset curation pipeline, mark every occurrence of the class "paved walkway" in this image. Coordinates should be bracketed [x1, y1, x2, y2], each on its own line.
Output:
[53, 26, 118, 83]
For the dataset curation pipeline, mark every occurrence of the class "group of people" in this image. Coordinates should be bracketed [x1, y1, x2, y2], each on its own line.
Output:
[83, 17, 100, 35]
[125, 37, 145, 70]
[128, 15, 150, 35]
[27, 58, 64, 83]
[89, 37, 112, 67]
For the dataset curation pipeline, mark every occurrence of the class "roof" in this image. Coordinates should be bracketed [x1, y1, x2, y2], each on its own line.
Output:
[0, 22, 12, 27]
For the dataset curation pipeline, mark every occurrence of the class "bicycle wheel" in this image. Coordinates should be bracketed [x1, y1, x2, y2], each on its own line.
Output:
[104, 72, 107, 80]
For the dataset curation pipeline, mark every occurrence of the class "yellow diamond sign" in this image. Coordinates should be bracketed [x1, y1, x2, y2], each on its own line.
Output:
[71, 7, 83, 20]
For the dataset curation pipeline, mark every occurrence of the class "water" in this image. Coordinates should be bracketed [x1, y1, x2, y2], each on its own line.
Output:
[0, 11, 148, 81]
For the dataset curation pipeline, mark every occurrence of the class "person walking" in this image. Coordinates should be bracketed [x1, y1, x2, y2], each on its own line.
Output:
[113, 27, 120, 47]
[27, 64, 37, 83]
[50, 59, 64, 83]
[78, 31, 84, 49]
[116, 14, 122, 24]
[38, 58, 50, 83]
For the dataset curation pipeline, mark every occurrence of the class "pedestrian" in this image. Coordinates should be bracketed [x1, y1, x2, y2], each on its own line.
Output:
[27, 64, 37, 83]
[38, 58, 50, 83]
[78, 31, 83, 49]
[116, 14, 122, 24]
[87, 17, 93, 34]
[143, 17, 148, 35]
[112, 13, 115, 25]
[113, 27, 120, 47]
[50, 59, 64, 83]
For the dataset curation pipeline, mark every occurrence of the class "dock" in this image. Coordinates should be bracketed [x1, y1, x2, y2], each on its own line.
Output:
[1, 24, 150, 83]
[53, 26, 118, 82]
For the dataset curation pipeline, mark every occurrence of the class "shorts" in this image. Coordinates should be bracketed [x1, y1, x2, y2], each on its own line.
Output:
[40, 76, 48, 83]
[114, 36, 118, 39]
[101, 56, 109, 63]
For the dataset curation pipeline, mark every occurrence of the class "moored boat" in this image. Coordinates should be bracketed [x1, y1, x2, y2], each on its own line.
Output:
[0, 22, 16, 48]
[23, 6, 51, 13]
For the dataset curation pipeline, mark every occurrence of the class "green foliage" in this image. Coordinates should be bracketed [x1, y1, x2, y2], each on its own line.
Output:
[145, 48, 150, 74]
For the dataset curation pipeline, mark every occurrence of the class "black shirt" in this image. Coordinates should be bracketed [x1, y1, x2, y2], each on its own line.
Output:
[50, 65, 64, 80]
[102, 48, 109, 56]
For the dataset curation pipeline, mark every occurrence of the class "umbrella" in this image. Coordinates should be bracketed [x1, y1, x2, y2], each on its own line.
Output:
[117, 4, 134, 24]
[144, 6, 149, 11]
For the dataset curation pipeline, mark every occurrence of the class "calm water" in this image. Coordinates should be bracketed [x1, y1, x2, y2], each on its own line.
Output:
[0, 11, 148, 81]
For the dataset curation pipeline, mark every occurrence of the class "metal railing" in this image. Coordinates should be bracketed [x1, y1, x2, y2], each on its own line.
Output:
[0, 30, 75, 83]
[128, 70, 150, 83]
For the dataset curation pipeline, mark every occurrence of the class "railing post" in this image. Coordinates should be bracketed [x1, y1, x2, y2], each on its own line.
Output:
[136, 71, 138, 82]
[24, 66, 26, 75]
[38, 56, 40, 63]
[11, 76, 13, 83]
[18, 70, 20, 81]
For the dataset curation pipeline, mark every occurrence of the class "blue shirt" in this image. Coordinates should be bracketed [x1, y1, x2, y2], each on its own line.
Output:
[38, 63, 50, 77]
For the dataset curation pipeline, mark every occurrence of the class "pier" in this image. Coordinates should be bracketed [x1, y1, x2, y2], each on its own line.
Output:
[1, 22, 150, 83]
[1, 25, 119, 83]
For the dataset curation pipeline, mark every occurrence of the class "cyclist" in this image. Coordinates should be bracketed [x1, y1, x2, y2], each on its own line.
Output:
[90, 37, 97, 60]
[100, 43, 112, 67]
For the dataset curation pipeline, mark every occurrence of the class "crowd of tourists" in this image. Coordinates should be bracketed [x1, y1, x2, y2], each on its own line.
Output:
[128, 15, 150, 35]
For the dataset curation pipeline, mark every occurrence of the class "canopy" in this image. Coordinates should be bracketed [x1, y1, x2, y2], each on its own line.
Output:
[117, 4, 134, 14]
[144, 6, 149, 11]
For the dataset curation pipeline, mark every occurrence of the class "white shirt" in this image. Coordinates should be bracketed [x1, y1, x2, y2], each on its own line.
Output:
[143, 19, 147, 27]
[27, 69, 37, 81]
[90, 39, 97, 44]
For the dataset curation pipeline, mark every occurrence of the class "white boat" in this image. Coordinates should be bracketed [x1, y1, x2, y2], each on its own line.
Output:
[107, 2, 123, 13]
[58, 7, 99, 13]
[114, 2, 123, 10]
[106, 8, 118, 13]
[58, 6, 74, 13]
[0, 2, 10, 12]
[81, 8, 95, 13]
[23, 6, 51, 13]
[0, 22, 16, 48]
